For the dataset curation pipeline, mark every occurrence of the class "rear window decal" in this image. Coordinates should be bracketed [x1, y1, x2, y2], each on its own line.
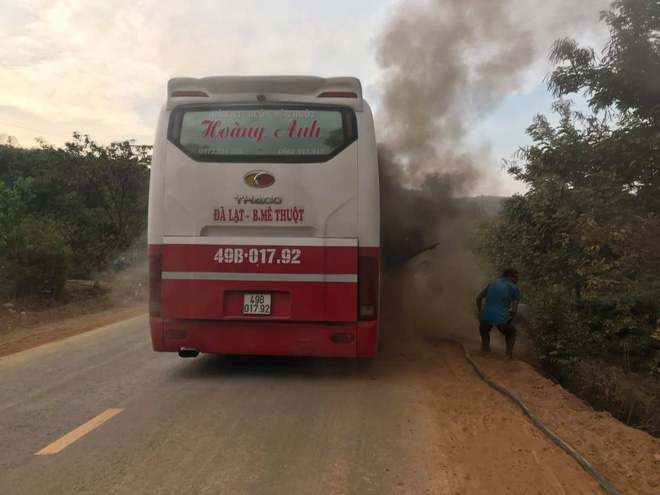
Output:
[168, 105, 357, 163]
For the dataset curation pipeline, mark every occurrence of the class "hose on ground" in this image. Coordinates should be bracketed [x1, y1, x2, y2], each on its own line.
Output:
[443, 338, 621, 495]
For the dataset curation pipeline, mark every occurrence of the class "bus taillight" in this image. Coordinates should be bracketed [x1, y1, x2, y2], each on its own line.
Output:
[149, 252, 163, 317]
[318, 91, 358, 98]
[171, 90, 209, 97]
[358, 256, 379, 321]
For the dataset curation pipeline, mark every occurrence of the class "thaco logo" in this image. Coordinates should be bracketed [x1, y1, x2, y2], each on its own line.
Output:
[244, 171, 275, 188]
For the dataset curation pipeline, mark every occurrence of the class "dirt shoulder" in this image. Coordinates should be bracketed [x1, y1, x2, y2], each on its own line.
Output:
[0, 265, 149, 358]
[470, 349, 660, 494]
[0, 300, 146, 358]
[381, 264, 659, 493]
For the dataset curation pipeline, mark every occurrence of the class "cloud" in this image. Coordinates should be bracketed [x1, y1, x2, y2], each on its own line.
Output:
[0, 0, 392, 144]
[0, 0, 173, 140]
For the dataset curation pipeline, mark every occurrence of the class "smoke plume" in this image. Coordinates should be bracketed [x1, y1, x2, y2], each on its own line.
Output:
[375, 0, 607, 342]
[376, 0, 535, 186]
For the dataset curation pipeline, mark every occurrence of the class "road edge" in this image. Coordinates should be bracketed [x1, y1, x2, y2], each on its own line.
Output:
[0, 304, 147, 359]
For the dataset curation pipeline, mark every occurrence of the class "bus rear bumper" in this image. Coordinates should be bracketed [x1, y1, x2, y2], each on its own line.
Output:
[150, 318, 378, 358]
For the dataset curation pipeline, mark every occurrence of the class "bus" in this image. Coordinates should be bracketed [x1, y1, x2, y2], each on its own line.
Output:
[148, 76, 380, 358]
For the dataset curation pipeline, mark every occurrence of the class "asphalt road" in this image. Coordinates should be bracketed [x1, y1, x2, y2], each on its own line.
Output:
[0, 314, 444, 494]
[0, 312, 604, 494]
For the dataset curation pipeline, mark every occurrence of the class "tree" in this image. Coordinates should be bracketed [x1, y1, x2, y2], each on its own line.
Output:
[61, 134, 151, 273]
[549, 0, 660, 124]
[0, 179, 73, 298]
[0, 133, 151, 283]
[482, 0, 660, 379]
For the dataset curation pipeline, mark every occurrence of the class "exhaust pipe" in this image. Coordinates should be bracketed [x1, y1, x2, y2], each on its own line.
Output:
[178, 347, 200, 358]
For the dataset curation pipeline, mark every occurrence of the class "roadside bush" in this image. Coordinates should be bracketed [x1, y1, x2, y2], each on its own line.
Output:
[0, 135, 150, 282]
[525, 285, 585, 366]
[0, 179, 32, 298]
[5, 217, 73, 298]
[480, 0, 660, 434]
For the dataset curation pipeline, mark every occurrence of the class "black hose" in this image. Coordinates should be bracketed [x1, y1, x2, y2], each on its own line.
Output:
[384, 242, 440, 271]
[443, 338, 621, 495]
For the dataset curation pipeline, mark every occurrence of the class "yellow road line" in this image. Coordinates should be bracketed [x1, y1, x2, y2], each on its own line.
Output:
[35, 408, 124, 455]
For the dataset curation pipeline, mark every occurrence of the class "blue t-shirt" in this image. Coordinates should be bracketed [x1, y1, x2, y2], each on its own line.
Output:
[479, 277, 521, 325]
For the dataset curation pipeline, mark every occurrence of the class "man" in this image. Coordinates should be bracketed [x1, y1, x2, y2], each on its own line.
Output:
[476, 268, 521, 360]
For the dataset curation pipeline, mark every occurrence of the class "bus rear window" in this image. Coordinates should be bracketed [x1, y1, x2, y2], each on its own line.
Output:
[168, 105, 357, 163]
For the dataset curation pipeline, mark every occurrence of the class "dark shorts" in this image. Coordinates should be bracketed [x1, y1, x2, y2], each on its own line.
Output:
[479, 318, 517, 355]
[479, 318, 516, 335]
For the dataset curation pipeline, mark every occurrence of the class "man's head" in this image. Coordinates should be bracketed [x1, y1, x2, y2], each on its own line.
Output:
[502, 268, 519, 284]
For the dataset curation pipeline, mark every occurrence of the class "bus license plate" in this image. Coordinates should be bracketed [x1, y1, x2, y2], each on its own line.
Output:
[243, 293, 271, 315]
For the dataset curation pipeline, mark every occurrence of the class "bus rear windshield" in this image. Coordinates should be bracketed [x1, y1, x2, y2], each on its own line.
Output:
[168, 105, 358, 163]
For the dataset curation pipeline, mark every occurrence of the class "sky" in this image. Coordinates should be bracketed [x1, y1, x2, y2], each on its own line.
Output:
[0, 0, 610, 196]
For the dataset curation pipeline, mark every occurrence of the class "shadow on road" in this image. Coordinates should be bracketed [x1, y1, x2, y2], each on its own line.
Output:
[169, 353, 379, 382]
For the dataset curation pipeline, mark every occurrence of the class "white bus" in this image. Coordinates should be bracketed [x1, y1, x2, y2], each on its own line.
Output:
[148, 76, 380, 358]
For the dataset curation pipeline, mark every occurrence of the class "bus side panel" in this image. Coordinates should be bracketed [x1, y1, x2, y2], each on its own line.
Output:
[149, 317, 165, 351]
[148, 108, 168, 247]
[148, 108, 169, 352]
[357, 321, 378, 357]
[356, 104, 380, 357]
[356, 104, 380, 248]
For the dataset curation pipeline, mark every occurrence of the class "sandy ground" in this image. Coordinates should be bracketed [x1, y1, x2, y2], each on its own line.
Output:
[472, 353, 660, 494]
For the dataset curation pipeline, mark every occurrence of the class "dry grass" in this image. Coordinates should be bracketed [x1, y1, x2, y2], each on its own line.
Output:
[556, 359, 660, 436]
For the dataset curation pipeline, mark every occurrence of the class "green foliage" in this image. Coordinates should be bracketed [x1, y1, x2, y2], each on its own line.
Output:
[0, 133, 151, 298]
[0, 178, 34, 249]
[549, 0, 660, 123]
[481, 0, 660, 382]
[525, 285, 587, 365]
[57, 134, 151, 275]
[0, 179, 33, 296]
[5, 216, 73, 298]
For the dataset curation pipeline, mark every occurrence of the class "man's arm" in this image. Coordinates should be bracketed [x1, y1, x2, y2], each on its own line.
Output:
[476, 285, 489, 316]
[476, 295, 484, 315]
[510, 300, 519, 319]
[510, 285, 521, 319]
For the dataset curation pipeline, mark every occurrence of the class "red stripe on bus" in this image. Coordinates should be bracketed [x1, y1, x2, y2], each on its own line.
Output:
[161, 244, 358, 274]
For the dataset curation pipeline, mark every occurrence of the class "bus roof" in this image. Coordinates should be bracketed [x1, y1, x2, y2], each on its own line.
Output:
[166, 76, 364, 111]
